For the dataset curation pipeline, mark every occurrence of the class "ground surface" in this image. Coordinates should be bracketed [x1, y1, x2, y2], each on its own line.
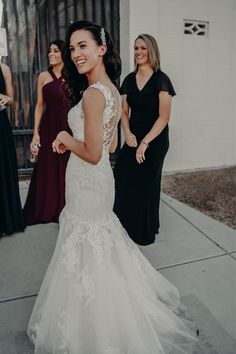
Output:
[162, 167, 236, 229]
[20, 166, 236, 230]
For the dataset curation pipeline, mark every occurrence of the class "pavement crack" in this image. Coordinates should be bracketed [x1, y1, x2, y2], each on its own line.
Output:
[155, 253, 227, 270]
[0, 292, 38, 304]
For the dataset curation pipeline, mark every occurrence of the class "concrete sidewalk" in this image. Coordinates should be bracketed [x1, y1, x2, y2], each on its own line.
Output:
[0, 181, 235, 354]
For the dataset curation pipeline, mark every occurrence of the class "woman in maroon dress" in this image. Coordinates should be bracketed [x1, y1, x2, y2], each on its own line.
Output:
[23, 40, 70, 225]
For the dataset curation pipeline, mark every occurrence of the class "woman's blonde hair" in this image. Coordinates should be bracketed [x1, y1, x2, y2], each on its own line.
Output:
[134, 34, 160, 72]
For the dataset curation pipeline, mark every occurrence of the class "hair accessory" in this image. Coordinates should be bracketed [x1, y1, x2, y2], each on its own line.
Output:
[100, 27, 106, 45]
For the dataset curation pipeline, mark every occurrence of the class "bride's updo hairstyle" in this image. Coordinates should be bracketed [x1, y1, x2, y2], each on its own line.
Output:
[62, 20, 121, 107]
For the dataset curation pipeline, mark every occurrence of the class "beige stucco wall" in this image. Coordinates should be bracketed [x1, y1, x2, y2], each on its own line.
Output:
[120, 0, 236, 172]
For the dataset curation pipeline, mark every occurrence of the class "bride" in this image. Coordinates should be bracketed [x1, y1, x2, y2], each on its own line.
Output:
[27, 20, 197, 354]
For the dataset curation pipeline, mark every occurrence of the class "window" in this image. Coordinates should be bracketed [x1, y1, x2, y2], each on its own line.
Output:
[184, 19, 209, 37]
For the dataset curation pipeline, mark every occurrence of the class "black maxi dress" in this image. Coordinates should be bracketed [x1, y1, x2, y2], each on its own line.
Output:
[113, 69, 175, 245]
[0, 65, 25, 235]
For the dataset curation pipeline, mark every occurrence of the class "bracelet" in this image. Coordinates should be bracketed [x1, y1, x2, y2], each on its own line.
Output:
[141, 140, 149, 148]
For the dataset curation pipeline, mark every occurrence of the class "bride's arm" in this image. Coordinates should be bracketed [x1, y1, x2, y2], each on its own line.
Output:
[53, 88, 105, 165]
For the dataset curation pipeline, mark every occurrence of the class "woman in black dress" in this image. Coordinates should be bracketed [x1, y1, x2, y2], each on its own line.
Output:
[114, 34, 175, 245]
[0, 62, 25, 235]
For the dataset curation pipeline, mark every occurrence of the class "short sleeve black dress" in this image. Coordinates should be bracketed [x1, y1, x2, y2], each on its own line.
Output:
[113, 69, 175, 245]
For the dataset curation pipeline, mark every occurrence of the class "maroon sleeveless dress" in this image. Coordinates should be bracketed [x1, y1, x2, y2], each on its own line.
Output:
[23, 70, 70, 225]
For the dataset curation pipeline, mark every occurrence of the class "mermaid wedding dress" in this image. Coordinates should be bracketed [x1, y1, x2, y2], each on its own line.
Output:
[28, 83, 196, 354]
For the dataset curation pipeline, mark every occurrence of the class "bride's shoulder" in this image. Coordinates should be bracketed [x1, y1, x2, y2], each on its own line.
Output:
[82, 85, 106, 109]
[86, 82, 113, 100]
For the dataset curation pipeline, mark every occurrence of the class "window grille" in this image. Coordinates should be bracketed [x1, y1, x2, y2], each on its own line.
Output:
[184, 19, 209, 36]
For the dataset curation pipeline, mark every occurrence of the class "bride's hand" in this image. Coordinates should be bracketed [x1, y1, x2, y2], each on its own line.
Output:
[52, 138, 67, 154]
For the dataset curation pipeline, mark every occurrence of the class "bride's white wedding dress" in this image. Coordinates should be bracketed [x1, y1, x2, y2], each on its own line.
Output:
[28, 82, 196, 354]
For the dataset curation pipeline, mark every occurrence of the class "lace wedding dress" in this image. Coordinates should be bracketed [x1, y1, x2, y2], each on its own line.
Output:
[28, 83, 196, 354]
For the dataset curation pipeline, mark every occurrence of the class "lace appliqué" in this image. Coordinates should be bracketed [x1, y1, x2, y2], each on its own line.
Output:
[58, 311, 71, 354]
[73, 266, 96, 306]
[30, 323, 39, 344]
[61, 219, 114, 269]
[68, 82, 121, 152]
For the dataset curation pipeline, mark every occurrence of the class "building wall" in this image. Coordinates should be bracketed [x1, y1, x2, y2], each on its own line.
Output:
[120, 0, 236, 172]
[233, 2, 236, 167]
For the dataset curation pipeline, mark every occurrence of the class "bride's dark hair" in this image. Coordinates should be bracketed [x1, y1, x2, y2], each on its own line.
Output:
[62, 20, 121, 107]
